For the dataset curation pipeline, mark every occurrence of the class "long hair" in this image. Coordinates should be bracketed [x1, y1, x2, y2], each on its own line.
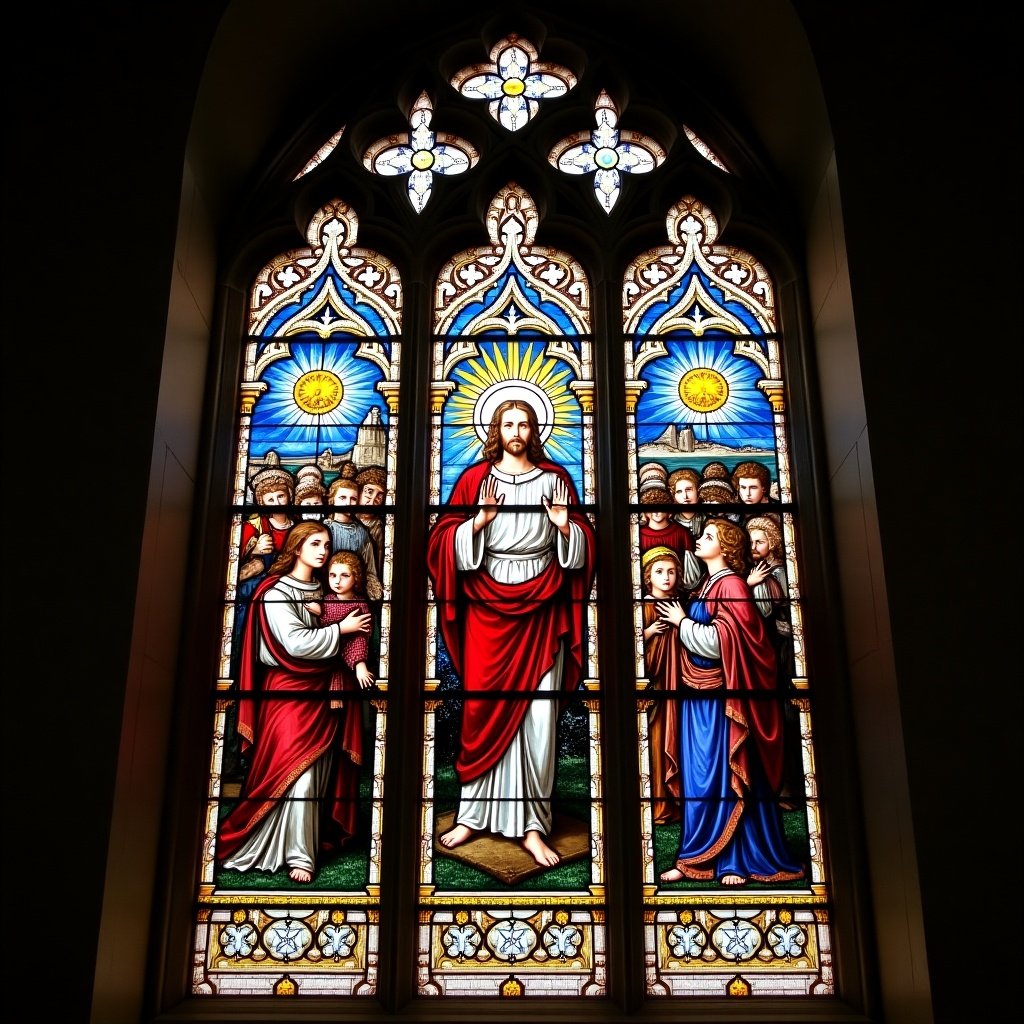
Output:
[706, 517, 750, 575]
[266, 521, 329, 577]
[480, 399, 546, 464]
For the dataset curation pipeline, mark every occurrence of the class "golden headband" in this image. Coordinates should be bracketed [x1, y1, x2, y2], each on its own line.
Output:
[641, 544, 681, 569]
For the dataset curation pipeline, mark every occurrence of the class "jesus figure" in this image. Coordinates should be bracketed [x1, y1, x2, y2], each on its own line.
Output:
[426, 398, 596, 867]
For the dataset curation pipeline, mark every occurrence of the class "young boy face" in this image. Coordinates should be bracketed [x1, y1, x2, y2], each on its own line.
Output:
[737, 476, 767, 503]
[359, 482, 385, 506]
[673, 478, 698, 505]
[647, 558, 677, 597]
[331, 483, 359, 519]
[328, 560, 356, 595]
[260, 487, 291, 507]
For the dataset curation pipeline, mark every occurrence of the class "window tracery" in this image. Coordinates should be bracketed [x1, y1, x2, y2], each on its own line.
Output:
[190, 26, 840, 1009]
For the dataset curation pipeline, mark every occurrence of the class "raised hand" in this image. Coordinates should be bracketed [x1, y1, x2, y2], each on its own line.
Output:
[747, 559, 771, 587]
[541, 478, 570, 534]
[473, 473, 504, 531]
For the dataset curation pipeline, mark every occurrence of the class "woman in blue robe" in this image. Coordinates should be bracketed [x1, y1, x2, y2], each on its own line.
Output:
[656, 517, 804, 886]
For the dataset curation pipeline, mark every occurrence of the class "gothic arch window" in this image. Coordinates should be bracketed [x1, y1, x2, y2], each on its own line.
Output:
[195, 200, 401, 995]
[421, 184, 602, 995]
[180, 19, 860, 1016]
[624, 198, 830, 995]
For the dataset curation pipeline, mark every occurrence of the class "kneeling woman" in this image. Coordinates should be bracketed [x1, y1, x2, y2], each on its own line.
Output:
[217, 521, 373, 884]
[656, 517, 804, 887]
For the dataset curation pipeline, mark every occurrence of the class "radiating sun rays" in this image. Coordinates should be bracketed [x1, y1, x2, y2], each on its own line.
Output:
[252, 340, 385, 458]
[636, 338, 774, 449]
[441, 339, 582, 496]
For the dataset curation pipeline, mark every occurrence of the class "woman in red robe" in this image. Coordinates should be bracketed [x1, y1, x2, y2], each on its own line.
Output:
[217, 522, 372, 884]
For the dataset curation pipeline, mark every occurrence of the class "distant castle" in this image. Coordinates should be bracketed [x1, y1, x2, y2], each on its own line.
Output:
[253, 406, 387, 480]
[638, 422, 766, 460]
[313, 407, 386, 471]
[653, 423, 697, 452]
[351, 406, 387, 467]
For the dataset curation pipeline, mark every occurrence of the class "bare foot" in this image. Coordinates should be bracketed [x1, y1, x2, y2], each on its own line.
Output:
[288, 866, 312, 883]
[440, 824, 476, 849]
[522, 829, 560, 867]
[660, 867, 684, 882]
[720, 873, 746, 886]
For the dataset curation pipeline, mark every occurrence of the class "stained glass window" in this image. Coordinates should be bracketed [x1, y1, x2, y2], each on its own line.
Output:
[192, 199, 401, 995]
[182, 26, 850, 1013]
[623, 196, 831, 996]
[549, 90, 666, 213]
[420, 185, 604, 996]
[682, 125, 729, 173]
[293, 126, 346, 180]
[451, 34, 577, 131]
[363, 92, 478, 213]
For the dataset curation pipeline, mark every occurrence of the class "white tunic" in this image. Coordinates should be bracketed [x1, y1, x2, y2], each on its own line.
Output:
[222, 576, 342, 875]
[451, 465, 586, 837]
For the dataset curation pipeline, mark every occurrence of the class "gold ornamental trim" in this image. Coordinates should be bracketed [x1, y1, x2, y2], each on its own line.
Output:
[419, 893, 605, 908]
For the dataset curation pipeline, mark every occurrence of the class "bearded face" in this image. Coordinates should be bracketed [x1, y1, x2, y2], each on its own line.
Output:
[499, 408, 532, 456]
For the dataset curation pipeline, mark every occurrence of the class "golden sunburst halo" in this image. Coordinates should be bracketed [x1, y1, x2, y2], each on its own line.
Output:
[447, 341, 577, 448]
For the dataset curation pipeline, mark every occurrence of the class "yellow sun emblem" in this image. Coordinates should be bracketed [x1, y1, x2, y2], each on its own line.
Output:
[294, 370, 343, 414]
[678, 367, 729, 412]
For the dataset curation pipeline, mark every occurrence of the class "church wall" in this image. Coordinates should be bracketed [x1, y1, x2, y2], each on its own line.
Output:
[8, 4, 1014, 1024]
[797, 8, 1020, 1021]
[804, 153, 930, 1022]
[91, 158, 219, 1023]
[98, 6, 927, 1021]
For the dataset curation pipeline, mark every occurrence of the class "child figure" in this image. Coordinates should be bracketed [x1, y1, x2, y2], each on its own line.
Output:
[640, 485, 696, 557]
[641, 545, 684, 825]
[640, 486, 702, 594]
[321, 550, 375, 707]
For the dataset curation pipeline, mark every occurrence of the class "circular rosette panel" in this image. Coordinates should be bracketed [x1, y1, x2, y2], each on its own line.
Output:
[443, 921, 482, 959]
[767, 919, 808, 959]
[486, 917, 539, 961]
[666, 920, 707, 960]
[264, 918, 313, 961]
[542, 920, 583, 960]
[710, 917, 762, 961]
